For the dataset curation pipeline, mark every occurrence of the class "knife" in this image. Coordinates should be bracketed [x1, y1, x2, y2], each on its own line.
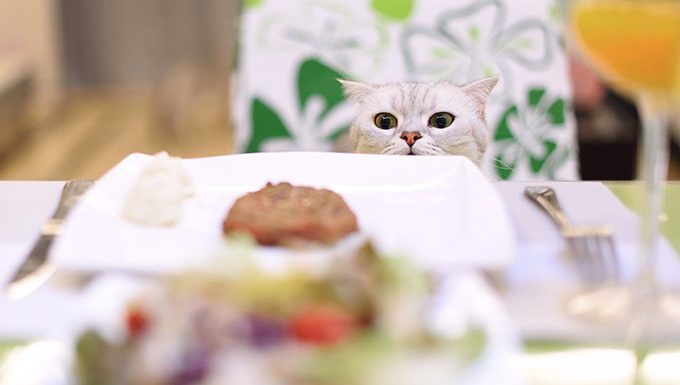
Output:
[5, 179, 95, 300]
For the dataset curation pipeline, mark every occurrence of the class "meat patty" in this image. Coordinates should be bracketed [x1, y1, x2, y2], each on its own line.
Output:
[223, 182, 359, 246]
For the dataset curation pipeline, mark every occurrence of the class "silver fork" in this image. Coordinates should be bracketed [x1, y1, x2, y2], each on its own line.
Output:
[525, 186, 619, 285]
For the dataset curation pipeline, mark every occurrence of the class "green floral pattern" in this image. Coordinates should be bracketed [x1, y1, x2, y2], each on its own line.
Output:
[245, 58, 351, 152]
[245, 0, 263, 9]
[493, 87, 570, 180]
[400, 0, 553, 98]
[371, 0, 415, 21]
[257, 1, 388, 78]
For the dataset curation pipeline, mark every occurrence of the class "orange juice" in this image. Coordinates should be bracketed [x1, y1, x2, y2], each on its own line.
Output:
[571, 0, 680, 98]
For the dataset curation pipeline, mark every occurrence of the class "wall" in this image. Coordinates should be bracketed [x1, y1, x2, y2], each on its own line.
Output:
[60, 0, 239, 88]
[0, 0, 63, 110]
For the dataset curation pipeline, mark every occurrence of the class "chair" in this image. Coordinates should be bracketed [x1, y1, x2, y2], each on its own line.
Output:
[232, 0, 579, 180]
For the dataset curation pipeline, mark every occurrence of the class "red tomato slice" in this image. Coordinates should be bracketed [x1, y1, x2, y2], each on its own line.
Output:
[125, 307, 149, 337]
[290, 306, 356, 346]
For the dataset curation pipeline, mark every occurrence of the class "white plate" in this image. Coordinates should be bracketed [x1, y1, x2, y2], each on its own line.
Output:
[51, 152, 516, 273]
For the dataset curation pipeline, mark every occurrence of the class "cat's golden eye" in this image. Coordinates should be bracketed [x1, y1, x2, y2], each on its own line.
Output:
[429, 112, 455, 129]
[374, 113, 398, 130]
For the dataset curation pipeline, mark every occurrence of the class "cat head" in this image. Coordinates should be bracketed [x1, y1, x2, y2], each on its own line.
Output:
[340, 77, 498, 166]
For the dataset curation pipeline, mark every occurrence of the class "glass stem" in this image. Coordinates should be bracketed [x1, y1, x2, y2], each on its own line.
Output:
[628, 95, 669, 348]
[637, 96, 668, 291]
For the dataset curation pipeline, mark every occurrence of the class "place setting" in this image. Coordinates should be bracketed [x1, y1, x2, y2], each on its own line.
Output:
[2, 0, 680, 384]
[2, 149, 680, 384]
[1, 152, 525, 385]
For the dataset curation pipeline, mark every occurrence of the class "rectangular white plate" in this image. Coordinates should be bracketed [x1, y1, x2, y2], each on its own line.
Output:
[51, 152, 516, 273]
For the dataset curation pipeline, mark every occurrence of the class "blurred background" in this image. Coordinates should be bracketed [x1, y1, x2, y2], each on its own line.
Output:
[0, 0, 236, 180]
[0, 0, 678, 181]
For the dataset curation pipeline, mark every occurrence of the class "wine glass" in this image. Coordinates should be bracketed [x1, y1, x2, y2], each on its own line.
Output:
[564, 0, 680, 377]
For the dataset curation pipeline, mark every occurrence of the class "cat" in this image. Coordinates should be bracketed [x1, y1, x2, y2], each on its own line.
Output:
[339, 77, 498, 167]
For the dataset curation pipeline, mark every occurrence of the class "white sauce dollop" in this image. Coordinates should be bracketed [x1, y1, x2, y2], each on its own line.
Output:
[122, 152, 194, 226]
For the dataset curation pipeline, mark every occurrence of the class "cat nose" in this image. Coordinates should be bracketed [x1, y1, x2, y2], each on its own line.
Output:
[400, 132, 423, 146]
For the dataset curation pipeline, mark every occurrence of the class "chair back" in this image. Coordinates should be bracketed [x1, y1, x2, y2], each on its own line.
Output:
[233, 0, 579, 180]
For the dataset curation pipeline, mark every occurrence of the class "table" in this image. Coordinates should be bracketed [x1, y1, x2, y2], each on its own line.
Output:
[1, 180, 679, 384]
[608, 182, 680, 254]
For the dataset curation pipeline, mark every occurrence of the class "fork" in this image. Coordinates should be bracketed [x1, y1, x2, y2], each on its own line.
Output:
[524, 186, 619, 285]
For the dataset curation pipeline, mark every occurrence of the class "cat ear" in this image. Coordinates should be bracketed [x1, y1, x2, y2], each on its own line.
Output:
[338, 79, 373, 103]
[460, 76, 498, 118]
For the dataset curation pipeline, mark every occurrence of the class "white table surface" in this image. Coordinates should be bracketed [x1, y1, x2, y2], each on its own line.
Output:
[1, 180, 679, 342]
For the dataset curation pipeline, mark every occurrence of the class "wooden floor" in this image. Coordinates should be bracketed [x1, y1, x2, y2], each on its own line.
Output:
[0, 90, 679, 181]
[0, 89, 233, 180]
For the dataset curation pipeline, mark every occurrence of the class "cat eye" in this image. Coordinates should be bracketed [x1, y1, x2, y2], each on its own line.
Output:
[429, 112, 455, 129]
[374, 113, 398, 130]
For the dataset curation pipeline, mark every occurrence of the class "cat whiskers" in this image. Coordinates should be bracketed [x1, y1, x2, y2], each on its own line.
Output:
[380, 146, 395, 155]
[494, 157, 515, 172]
[490, 157, 516, 181]
[381, 144, 406, 155]
[418, 144, 446, 155]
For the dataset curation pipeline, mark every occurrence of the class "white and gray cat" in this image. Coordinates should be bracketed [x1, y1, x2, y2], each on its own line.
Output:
[340, 77, 498, 167]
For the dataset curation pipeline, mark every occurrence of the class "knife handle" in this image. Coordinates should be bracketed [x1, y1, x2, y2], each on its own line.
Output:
[5, 179, 94, 299]
[10, 234, 55, 283]
[52, 180, 95, 220]
[41, 218, 64, 236]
